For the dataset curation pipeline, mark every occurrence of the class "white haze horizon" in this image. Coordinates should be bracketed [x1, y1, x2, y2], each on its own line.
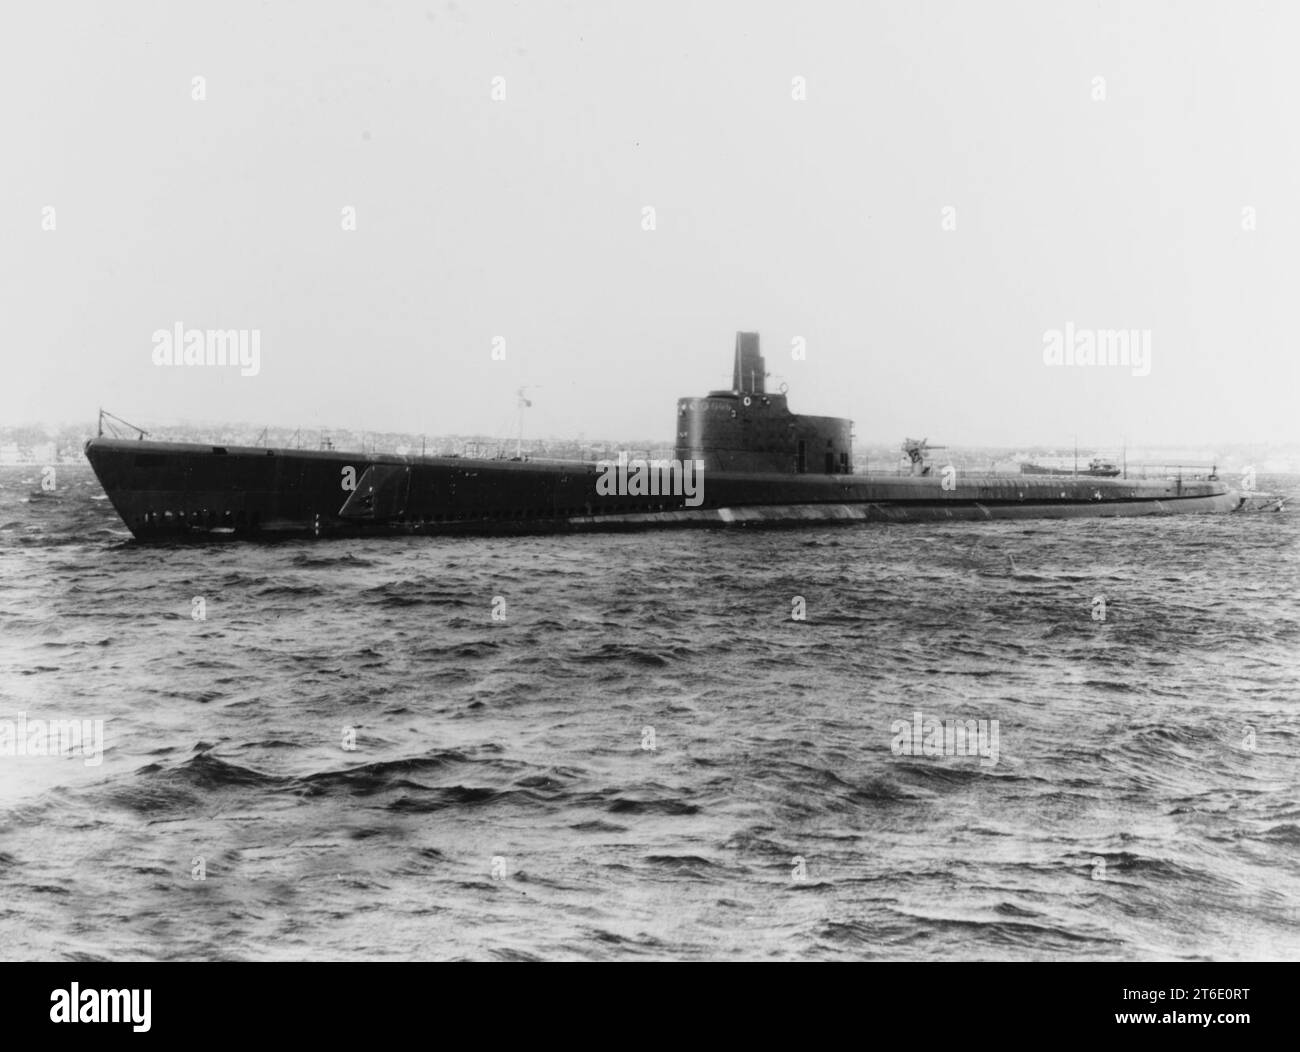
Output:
[3, 1, 1297, 450]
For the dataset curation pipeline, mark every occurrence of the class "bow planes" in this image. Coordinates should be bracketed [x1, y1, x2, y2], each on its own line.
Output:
[84, 332, 1255, 542]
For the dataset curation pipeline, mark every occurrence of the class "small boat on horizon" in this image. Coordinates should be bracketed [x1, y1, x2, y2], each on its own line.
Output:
[1020, 457, 1122, 477]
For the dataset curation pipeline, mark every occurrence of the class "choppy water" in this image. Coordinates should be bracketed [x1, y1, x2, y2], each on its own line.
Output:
[0, 464, 1297, 960]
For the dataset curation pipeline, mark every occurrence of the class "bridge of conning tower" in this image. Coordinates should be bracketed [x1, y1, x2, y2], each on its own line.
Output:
[674, 332, 855, 475]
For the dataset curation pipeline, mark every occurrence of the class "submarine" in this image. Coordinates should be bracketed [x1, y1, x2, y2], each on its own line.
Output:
[84, 332, 1244, 542]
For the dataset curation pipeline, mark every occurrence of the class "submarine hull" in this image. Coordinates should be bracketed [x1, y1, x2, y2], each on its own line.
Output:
[84, 437, 1242, 542]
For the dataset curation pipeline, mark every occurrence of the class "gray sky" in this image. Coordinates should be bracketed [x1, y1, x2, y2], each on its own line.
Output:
[3, 0, 1296, 447]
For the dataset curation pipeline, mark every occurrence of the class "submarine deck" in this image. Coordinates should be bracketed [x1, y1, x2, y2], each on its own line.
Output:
[84, 437, 1243, 542]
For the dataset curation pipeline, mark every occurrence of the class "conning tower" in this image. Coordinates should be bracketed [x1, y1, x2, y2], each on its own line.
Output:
[674, 332, 854, 474]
